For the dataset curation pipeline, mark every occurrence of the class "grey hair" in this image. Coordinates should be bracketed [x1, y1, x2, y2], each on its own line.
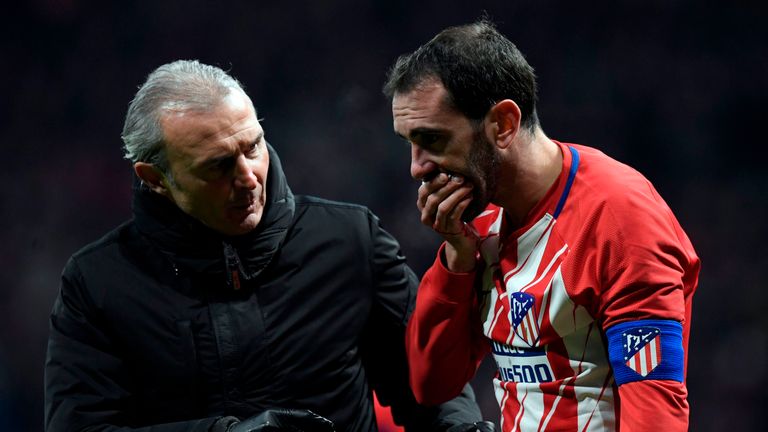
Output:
[121, 60, 247, 175]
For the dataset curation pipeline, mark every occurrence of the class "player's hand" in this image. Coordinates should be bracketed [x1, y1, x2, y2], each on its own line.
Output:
[418, 172, 479, 272]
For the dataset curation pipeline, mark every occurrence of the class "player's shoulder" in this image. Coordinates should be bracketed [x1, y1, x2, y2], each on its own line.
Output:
[569, 143, 666, 213]
[564, 143, 685, 250]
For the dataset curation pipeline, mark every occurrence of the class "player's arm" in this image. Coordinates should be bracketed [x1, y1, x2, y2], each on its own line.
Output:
[406, 249, 490, 405]
[361, 210, 484, 430]
[405, 173, 490, 405]
[605, 319, 690, 431]
[598, 185, 699, 432]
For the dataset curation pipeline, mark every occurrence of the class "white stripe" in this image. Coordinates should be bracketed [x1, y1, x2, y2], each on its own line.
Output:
[528, 311, 539, 340]
[503, 216, 554, 280]
[548, 271, 616, 431]
[506, 325, 516, 345]
[489, 303, 505, 339]
[638, 346, 648, 376]
[485, 289, 503, 336]
[536, 280, 552, 336]
[517, 386, 542, 432]
[518, 244, 569, 294]
[649, 337, 659, 370]
[477, 209, 495, 218]
[525, 312, 538, 343]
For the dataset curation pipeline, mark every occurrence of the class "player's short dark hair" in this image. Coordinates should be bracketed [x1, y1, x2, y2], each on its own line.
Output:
[383, 20, 539, 131]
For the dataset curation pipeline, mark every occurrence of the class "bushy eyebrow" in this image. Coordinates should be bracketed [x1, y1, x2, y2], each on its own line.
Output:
[395, 127, 445, 141]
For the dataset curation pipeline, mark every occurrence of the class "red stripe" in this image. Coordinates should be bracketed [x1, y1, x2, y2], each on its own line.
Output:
[512, 388, 529, 432]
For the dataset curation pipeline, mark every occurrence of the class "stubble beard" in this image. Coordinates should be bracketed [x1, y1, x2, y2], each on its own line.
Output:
[462, 129, 500, 222]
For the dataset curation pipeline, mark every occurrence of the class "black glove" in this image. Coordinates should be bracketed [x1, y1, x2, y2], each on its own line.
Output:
[223, 409, 335, 432]
[445, 421, 496, 432]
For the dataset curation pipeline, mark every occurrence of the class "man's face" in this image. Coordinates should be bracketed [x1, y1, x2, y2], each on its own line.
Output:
[392, 80, 499, 221]
[158, 90, 269, 236]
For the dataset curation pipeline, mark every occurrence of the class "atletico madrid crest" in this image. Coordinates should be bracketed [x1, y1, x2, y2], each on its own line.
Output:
[622, 327, 662, 377]
[510, 292, 540, 347]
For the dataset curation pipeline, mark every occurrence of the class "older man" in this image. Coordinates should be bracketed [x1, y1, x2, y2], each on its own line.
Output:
[44, 60, 486, 432]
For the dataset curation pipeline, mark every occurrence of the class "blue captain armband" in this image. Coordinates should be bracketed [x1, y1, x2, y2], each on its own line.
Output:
[606, 319, 684, 385]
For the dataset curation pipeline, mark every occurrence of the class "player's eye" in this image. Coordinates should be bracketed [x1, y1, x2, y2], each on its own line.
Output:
[419, 134, 439, 146]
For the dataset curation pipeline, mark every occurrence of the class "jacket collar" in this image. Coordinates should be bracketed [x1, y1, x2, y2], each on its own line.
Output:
[132, 143, 295, 287]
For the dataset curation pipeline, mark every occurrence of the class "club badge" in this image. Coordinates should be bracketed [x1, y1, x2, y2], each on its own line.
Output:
[511, 292, 540, 347]
[622, 326, 662, 377]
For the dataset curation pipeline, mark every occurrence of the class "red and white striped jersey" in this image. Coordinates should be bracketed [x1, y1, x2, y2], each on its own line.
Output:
[407, 141, 699, 431]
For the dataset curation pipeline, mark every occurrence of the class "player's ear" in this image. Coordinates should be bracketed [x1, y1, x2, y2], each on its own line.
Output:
[487, 99, 522, 149]
[134, 162, 171, 197]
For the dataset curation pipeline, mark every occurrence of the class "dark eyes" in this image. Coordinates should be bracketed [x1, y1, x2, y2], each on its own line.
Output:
[211, 158, 235, 172]
[246, 141, 259, 157]
[415, 133, 446, 153]
[420, 134, 440, 146]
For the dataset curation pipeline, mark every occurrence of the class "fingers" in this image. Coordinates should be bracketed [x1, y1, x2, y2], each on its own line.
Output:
[417, 172, 480, 273]
[417, 173, 473, 234]
[433, 188, 473, 233]
[417, 172, 452, 212]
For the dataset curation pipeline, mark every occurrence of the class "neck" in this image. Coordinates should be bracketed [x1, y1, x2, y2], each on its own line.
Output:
[493, 127, 562, 227]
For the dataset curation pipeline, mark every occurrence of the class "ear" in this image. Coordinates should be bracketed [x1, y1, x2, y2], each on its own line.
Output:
[487, 99, 522, 149]
[134, 162, 171, 197]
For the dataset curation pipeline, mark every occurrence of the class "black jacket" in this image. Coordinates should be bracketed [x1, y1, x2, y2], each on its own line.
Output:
[44, 145, 481, 432]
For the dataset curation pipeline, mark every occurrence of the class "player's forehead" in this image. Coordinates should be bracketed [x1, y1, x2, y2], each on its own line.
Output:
[392, 80, 462, 136]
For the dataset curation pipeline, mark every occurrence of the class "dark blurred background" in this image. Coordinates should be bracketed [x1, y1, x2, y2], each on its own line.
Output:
[2, 0, 766, 430]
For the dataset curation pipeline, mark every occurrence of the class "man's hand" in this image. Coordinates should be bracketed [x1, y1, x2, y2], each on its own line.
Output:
[224, 409, 335, 432]
[418, 172, 479, 272]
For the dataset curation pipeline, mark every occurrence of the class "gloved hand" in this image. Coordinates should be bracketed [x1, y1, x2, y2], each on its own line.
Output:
[445, 421, 496, 432]
[224, 409, 335, 432]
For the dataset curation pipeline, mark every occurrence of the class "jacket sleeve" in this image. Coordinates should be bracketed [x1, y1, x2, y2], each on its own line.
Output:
[405, 244, 490, 406]
[44, 257, 221, 432]
[359, 212, 484, 431]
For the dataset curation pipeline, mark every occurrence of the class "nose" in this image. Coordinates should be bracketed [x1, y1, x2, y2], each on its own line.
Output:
[410, 144, 437, 180]
[233, 155, 258, 190]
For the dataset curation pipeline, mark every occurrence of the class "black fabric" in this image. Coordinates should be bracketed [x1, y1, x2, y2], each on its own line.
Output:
[44, 144, 482, 432]
[211, 417, 241, 432]
[445, 421, 496, 432]
[227, 409, 335, 432]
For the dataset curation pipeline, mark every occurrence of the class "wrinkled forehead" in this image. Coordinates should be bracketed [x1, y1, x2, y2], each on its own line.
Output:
[159, 90, 262, 156]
